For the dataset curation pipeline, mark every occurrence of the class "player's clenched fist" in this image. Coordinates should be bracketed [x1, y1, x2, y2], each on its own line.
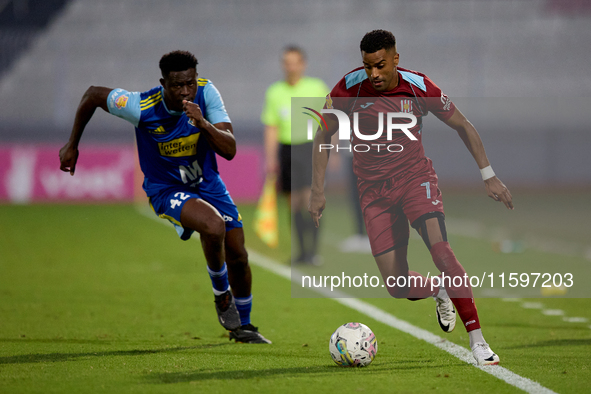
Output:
[183, 100, 206, 128]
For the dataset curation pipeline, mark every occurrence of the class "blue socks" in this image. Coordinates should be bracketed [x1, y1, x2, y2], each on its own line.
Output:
[207, 263, 252, 326]
[235, 295, 253, 326]
[207, 263, 229, 295]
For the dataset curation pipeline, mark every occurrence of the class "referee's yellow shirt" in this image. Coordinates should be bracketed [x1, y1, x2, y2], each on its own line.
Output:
[261, 77, 329, 145]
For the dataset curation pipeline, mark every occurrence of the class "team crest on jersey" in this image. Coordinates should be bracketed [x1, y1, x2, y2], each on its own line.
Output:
[115, 95, 129, 109]
[401, 99, 413, 113]
[158, 134, 200, 157]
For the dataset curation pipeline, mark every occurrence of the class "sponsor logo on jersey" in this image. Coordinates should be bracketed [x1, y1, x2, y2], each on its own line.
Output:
[179, 160, 202, 186]
[441, 92, 451, 111]
[115, 95, 129, 109]
[401, 99, 413, 113]
[360, 102, 374, 109]
[151, 125, 167, 135]
[158, 134, 200, 157]
[108, 89, 124, 110]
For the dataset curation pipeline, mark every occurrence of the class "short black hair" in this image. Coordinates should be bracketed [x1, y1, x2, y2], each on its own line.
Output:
[159, 50, 198, 77]
[283, 45, 307, 62]
[360, 30, 396, 54]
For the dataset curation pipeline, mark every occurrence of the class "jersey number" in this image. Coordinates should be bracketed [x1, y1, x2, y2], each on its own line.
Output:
[420, 182, 431, 199]
[170, 192, 191, 209]
[179, 160, 203, 187]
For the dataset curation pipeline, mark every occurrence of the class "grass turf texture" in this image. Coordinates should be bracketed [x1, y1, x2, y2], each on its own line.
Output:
[0, 194, 589, 393]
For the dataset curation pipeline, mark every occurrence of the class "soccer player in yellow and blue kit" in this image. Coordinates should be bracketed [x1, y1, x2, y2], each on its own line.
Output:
[59, 50, 270, 343]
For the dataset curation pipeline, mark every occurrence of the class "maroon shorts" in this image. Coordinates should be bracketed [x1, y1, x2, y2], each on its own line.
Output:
[358, 159, 444, 256]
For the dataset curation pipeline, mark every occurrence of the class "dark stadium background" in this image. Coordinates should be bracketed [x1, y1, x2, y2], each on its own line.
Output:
[1, 0, 590, 192]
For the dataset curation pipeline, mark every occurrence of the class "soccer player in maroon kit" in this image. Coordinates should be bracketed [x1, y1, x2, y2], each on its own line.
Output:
[309, 30, 513, 366]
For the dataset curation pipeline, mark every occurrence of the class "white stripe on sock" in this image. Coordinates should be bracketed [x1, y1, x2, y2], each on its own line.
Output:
[207, 263, 228, 277]
[235, 295, 253, 305]
[212, 286, 229, 296]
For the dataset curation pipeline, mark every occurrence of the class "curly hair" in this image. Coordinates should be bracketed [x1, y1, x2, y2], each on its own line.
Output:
[360, 30, 396, 54]
[159, 50, 198, 77]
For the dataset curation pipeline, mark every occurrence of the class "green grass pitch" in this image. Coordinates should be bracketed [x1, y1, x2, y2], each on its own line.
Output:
[0, 193, 590, 393]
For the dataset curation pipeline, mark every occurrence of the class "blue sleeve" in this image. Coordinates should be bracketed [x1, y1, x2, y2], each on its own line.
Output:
[203, 82, 231, 124]
[107, 88, 141, 127]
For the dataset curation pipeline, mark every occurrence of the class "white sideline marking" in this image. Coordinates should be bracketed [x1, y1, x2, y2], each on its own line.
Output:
[445, 217, 591, 261]
[542, 309, 565, 316]
[522, 302, 545, 309]
[135, 207, 557, 394]
[247, 250, 557, 394]
[563, 317, 588, 323]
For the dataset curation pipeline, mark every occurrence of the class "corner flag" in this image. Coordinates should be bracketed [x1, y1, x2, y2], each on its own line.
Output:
[253, 175, 278, 248]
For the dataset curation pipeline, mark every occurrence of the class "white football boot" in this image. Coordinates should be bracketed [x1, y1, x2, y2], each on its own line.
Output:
[472, 342, 500, 366]
[434, 288, 456, 333]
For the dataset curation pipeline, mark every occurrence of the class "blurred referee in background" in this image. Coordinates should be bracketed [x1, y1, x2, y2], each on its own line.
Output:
[261, 46, 329, 265]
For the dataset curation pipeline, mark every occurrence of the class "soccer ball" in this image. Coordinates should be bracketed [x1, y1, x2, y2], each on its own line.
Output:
[329, 322, 378, 367]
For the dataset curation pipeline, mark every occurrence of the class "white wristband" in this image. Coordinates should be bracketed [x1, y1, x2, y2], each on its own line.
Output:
[480, 165, 495, 181]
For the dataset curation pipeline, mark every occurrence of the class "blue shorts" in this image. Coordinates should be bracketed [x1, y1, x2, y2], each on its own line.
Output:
[148, 184, 242, 241]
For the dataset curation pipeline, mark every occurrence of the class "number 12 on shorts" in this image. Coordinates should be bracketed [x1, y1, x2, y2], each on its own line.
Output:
[170, 192, 190, 209]
[420, 182, 431, 199]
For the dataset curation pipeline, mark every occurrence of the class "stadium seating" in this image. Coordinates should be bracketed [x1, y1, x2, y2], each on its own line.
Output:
[0, 0, 589, 184]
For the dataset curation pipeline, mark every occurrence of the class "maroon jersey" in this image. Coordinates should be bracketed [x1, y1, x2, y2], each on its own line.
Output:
[328, 66, 455, 181]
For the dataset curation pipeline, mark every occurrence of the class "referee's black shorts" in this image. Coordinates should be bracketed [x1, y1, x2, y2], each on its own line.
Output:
[279, 142, 313, 193]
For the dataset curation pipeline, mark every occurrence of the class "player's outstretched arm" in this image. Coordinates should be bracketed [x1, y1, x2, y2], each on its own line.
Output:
[183, 100, 236, 161]
[59, 86, 112, 175]
[308, 116, 338, 228]
[444, 108, 514, 210]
